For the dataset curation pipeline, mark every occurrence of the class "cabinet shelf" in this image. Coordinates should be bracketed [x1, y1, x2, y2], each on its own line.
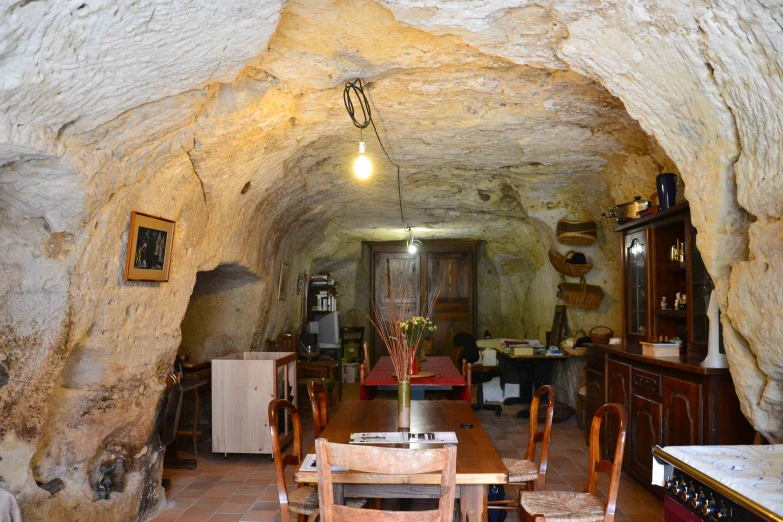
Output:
[655, 309, 687, 318]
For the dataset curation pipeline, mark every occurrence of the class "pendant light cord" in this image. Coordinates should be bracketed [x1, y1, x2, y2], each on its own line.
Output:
[344, 79, 408, 229]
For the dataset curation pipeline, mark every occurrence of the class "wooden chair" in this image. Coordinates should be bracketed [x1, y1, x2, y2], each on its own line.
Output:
[268, 399, 319, 522]
[358, 342, 370, 384]
[454, 339, 502, 415]
[518, 403, 628, 522]
[315, 439, 457, 522]
[488, 385, 556, 512]
[280, 333, 294, 353]
[307, 378, 329, 438]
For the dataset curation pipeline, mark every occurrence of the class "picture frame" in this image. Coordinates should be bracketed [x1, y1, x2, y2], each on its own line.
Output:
[124, 211, 176, 282]
[296, 272, 305, 295]
[277, 263, 289, 300]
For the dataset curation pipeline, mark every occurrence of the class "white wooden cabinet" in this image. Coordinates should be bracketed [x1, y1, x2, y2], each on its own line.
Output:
[212, 352, 297, 455]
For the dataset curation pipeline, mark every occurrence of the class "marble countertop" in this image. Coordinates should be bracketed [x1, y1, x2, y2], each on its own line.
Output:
[654, 445, 783, 517]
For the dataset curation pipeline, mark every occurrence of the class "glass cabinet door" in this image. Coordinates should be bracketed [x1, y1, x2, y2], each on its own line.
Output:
[626, 231, 648, 336]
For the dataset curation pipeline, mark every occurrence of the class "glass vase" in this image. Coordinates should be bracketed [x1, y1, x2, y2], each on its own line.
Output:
[397, 380, 411, 429]
[406, 349, 419, 376]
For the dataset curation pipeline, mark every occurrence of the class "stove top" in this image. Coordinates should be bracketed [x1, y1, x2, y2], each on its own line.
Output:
[653, 445, 783, 521]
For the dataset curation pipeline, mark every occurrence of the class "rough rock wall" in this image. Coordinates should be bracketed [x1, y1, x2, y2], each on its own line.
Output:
[2, 0, 783, 520]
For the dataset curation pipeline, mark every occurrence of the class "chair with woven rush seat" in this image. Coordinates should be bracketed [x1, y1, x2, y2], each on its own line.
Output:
[454, 333, 502, 415]
[315, 439, 457, 522]
[518, 403, 628, 522]
[269, 399, 367, 522]
[488, 385, 555, 513]
[307, 378, 329, 438]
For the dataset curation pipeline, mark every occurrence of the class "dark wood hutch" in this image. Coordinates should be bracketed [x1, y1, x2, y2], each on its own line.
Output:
[586, 203, 754, 488]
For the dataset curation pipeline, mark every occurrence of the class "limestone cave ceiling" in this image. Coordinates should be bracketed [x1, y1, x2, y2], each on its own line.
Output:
[192, 0, 673, 255]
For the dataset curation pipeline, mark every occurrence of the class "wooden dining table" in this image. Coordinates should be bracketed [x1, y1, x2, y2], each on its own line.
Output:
[295, 400, 507, 521]
[360, 356, 471, 401]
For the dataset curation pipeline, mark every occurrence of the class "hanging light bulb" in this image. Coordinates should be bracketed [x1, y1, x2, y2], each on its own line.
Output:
[406, 228, 421, 253]
[353, 141, 372, 180]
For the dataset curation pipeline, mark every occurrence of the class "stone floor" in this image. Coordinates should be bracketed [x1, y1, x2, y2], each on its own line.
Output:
[152, 384, 663, 522]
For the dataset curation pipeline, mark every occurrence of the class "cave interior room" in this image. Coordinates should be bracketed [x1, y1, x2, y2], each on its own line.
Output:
[3, 1, 783, 522]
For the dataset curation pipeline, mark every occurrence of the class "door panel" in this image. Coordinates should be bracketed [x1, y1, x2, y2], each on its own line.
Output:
[630, 394, 662, 482]
[585, 368, 606, 446]
[663, 377, 702, 446]
[372, 253, 420, 362]
[607, 360, 631, 463]
[428, 252, 474, 359]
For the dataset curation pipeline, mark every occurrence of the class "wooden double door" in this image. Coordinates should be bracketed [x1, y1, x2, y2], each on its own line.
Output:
[369, 240, 478, 364]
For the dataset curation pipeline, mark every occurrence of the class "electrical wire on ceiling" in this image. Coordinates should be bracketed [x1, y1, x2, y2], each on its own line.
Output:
[343, 78, 409, 231]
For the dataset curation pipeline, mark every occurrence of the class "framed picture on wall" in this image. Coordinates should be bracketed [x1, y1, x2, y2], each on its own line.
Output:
[277, 263, 289, 300]
[124, 211, 176, 282]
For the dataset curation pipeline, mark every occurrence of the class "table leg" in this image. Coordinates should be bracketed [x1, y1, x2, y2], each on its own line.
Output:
[192, 388, 199, 457]
[460, 484, 487, 522]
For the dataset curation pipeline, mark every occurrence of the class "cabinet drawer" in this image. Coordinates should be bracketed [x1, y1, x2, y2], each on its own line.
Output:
[632, 368, 662, 399]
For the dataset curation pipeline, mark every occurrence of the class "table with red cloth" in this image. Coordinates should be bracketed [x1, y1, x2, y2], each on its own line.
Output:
[360, 356, 470, 401]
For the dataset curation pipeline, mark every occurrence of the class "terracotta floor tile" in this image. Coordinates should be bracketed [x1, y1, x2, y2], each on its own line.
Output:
[243, 479, 272, 488]
[186, 483, 215, 490]
[172, 489, 207, 500]
[249, 501, 280, 511]
[195, 497, 229, 506]
[178, 506, 219, 522]
[151, 507, 188, 520]
[240, 510, 279, 522]
[226, 495, 259, 504]
[233, 487, 265, 498]
[217, 502, 254, 514]
[209, 515, 244, 522]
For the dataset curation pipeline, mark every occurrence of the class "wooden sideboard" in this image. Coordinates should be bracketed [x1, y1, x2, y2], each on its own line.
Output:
[585, 344, 754, 486]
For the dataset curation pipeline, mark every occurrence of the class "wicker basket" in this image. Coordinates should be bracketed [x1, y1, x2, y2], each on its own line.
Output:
[589, 326, 614, 344]
[558, 277, 604, 309]
[556, 211, 597, 246]
[548, 249, 593, 277]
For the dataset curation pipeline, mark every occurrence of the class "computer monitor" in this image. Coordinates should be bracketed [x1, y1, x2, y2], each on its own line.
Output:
[317, 312, 340, 348]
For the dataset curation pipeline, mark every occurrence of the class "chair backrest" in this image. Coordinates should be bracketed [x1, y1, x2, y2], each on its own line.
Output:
[584, 403, 627, 521]
[307, 378, 329, 438]
[267, 338, 279, 352]
[358, 342, 371, 383]
[280, 333, 294, 353]
[268, 399, 304, 522]
[315, 439, 457, 522]
[526, 385, 556, 489]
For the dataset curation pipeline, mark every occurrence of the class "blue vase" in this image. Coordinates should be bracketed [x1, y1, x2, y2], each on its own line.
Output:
[657, 173, 677, 210]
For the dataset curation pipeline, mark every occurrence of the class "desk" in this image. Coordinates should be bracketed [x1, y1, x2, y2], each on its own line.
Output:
[360, 356, 470, 401]
[295, 400, 506, 521]
[493, 349, 580, 418]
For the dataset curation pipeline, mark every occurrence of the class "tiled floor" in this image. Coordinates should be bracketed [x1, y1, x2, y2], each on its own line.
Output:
[152, 385, 662, 522]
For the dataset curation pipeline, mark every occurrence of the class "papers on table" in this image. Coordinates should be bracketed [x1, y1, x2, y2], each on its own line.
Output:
[349, 432, 458, 444]
[300, 453, 348, 472]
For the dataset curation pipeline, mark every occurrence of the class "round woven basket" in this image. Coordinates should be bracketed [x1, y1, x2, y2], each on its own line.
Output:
[589, 326, 615, 344]
[548, 249, 592, 278]
[556, 211, 597, 246]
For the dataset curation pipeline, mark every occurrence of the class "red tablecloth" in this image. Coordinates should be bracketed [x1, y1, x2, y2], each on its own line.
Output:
[360, 356, 470, 401]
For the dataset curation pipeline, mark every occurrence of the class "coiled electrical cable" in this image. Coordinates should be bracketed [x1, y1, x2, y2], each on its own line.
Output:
[343, 78, 408, 229]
